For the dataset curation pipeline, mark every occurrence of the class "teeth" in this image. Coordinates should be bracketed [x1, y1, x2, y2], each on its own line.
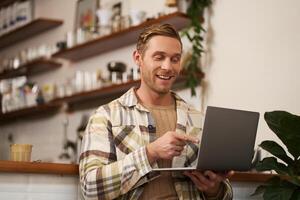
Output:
[157, 75, 171, 80]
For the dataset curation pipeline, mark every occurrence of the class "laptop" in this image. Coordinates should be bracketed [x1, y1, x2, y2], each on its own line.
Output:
[152, 106, 260, 172]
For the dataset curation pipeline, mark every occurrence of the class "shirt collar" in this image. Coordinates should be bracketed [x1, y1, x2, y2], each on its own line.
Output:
[118, 87, 188, 111]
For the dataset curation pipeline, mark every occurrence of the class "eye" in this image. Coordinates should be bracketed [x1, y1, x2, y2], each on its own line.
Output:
[171, 56, 181, 63]
[154, 55, 164, 60]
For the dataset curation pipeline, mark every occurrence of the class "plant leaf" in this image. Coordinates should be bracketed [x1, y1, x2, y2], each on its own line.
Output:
[264, 111, 300, 160]
[289, 176, 300, 187]
[259, 140, 294, 165]
[263, 184, 296, 200]
[255, 157, 289, 175]
[251, 185, 266, 196]
[290, 189, 300, 200]
[184, 0, 211, 96]
[295, 159, 300, 175]
[266, 176, 281, 184]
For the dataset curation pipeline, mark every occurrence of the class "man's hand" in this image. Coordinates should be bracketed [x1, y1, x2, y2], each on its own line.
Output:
[146, 131, 199, 164]
[184, 170, 234, 197]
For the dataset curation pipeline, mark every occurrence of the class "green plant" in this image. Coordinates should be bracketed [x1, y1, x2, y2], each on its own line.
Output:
[181, 0, 212, 96]
[252, 111, 300, 200]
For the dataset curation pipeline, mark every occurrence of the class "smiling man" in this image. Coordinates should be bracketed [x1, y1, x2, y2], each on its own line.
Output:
[79, 24, 233, 200]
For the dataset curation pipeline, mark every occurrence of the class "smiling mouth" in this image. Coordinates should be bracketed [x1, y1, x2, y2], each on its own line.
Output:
[156, 75, 174, 80]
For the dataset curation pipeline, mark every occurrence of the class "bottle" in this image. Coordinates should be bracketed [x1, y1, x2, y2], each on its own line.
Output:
[16, 0, 32, 27]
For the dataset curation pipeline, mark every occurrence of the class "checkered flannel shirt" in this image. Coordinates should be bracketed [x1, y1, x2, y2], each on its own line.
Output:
[79, 87, 233, 200]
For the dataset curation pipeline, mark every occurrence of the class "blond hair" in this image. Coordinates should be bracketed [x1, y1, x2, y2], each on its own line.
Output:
[136, 23, 182, 55]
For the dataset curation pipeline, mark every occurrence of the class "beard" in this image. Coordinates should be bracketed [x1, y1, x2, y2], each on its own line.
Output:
[141, 68, 178, 95]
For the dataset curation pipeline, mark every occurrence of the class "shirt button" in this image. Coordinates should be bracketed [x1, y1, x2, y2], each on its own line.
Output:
[148, 125, 154, 130]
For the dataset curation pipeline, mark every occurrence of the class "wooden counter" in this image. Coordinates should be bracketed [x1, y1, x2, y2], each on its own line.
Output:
[0, 160, 280, 182]
[0, 160, 78, 175]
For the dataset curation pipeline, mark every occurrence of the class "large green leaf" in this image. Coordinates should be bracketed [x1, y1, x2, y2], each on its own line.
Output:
[266, 176, 281, 185]
[259, 140, 294, 165]
[251, 185, 266, 196]
[253, 177, 300, 199]
[264, 111, 300, 159]
[256, 157, 289, 175]
[289, 176, 300, 187]
[295, 159, 300, 175]
[263, 179, 298, 200]
[290, 189, 300, 200]
[263, 185, 296, 200]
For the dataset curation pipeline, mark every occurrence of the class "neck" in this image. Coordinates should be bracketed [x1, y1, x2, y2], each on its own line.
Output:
[136, 83, 174, 106]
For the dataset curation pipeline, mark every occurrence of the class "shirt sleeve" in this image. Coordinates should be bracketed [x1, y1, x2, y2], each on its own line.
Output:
[204, 179, 233, 200]
[79, 108, 153, 200]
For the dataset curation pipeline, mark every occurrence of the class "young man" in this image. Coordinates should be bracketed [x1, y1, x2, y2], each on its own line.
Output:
[80, 24, 233, 200]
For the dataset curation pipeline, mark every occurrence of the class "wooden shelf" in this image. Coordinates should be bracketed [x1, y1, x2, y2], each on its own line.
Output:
[0, 58, 61, 80]
[51, 73, 201, 111]
[53, 12, 189, 62]
[0, 102, 62, 123]
[53, 80, 141, 105]
[0, 73, 203, 123]
[0, 18, 63, 49]
[0, 160, 282, 182]
[230, 172, 284, 182]
[0, 160, 78, 175]
[0, 0, 18, 8]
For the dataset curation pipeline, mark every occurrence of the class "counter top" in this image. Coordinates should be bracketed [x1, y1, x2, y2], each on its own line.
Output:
[0, 160, 78, 175]
[0, 160, 282, 182]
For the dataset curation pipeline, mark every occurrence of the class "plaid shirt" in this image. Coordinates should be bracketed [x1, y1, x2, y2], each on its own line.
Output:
[79, 88, 233, 200]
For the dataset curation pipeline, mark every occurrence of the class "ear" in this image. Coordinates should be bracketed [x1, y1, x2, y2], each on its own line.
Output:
[178, 65, 183, 75]
[133, 50, 142, 67]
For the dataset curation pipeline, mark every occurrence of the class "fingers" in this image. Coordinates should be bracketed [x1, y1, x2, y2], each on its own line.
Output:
[184, 170, 224, 194]
[204, 170, 235, 183]
[172, 145, 184, 152]
[204, 171, 222, 183]
[192, 171, 216, 188]
[172, 132, 199, 144]
[171, 139, 186, 146]
[152, 132, 198, 160]
[219, 170, 234, 179]
[207, 170, 234, 180]
[184, 171, 209, 191]
[228, 170, 235, 177]
[164, 146, 183, 158]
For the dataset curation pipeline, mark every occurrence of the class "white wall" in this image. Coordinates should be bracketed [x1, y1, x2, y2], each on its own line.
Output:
[203, 0, 300, 148]
[0, 173, 79, 200]
[0, 172, 263, 200]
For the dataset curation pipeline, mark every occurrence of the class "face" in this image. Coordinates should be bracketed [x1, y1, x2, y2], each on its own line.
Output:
[134, 35, 182, 95]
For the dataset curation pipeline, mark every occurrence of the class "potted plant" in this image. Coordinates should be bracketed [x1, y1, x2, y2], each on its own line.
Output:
[181, 0, 212, 96]
[253, 111, 300, 199]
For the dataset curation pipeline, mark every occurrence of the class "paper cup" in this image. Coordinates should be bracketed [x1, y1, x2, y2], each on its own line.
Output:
[10, 144, 33, 162]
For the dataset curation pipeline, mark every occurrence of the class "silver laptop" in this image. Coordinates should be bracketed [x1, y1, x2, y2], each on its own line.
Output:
[153, 106, 260, 172]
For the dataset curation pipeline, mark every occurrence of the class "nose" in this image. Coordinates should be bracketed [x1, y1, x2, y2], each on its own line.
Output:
[161, 58, 172, 71]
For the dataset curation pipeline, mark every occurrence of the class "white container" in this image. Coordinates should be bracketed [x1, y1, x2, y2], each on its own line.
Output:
[74, 71, 84, 92]
[2, 7, 9, 34]
[16, 0, 32, 27]
[177, 0, 191, 13]
[25, 92, 37, 107]
[96, 8, 112, 27]
[129, 10, 146, 26]
[66, 31, 75, 48]
[76, 28, 85, 44]
[96, 9, 113, 36]
[84, 71, 92, 91]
